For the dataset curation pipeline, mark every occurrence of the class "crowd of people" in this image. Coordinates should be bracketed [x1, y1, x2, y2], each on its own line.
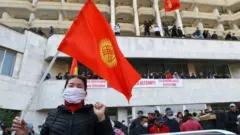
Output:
[142, 71, 231, 79]
[28, 26, 54, 38]
[114, 21, 238, 41]
[193, 27, 238, 40]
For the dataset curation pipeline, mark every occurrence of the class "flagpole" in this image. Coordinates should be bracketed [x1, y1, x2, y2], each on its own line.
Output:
[11, 51, 60, 135]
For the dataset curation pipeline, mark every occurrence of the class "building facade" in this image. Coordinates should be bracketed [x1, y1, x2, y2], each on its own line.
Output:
[0, 0, 240, 131]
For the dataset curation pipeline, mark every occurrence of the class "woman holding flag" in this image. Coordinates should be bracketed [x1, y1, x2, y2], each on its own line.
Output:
[11, 75, 115, 135]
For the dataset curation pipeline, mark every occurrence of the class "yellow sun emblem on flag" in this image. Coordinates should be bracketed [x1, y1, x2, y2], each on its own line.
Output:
[99, 39, 117, 68]
[167, 0, 172, 8]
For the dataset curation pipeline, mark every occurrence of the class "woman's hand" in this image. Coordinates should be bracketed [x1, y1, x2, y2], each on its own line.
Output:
[94, 102, 106, 122]
[11, 117, 28, 135]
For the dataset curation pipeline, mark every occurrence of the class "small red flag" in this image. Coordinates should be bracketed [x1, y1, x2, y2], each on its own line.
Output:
[164, 0, 180, 12]
[70, 59, 78, 75]
[57, 0, 141, 101]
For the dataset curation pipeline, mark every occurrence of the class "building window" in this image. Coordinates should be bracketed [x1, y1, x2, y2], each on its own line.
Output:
[0, 47, 16, 76]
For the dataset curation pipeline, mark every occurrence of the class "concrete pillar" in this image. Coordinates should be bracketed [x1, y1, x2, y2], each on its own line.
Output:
[133, 0, 140, 36]
[110, 0, 115, 30]
[216, 23, 224, 31]
[32, 0, 39, 6]
[175, 10, 184, 34]
[153, 0, 164, 36]
[61, 0, 65, 4]
[227, 9, 232, 15]
[232, 24, 239, 30]
[182, 105, 187, 113]
[187, 63, 196, 75]
[2, 12, 11, 19]
[197, 22, 204, 30]
[58, 13, 63, 21]
[132, 107, 136, 119]
[193, 6, 199, 12]
[29, 13, 35, 23]
[117, 108, 128, 126]
[213, 8, 220, 16]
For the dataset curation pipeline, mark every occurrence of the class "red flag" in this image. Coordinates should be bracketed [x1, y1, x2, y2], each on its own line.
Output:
[164, 0, 180, 12]
[57, 0, 141, 101]
[70, 59, 78, 75]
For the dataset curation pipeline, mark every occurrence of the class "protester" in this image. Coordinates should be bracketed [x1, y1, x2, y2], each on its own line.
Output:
[144, 21, 152, 36]
[164, 110, 180, 132]
[48, 26, 54, 36]
[194, 27, 202, 38]
[56, 73, 63, 80]
[226, 103, 240, 133]
[182, 109, 190, 123]
[163, 23, 170, 37]
[173, 72, 180, 79]
[232, 33, 238, 40]
[225, 32, 232, 40]
[114, 24, 121, 35]
[165, 71, 173, 79]
[163, 108, 171, 121]
[130, 116, 148, 135]
[154, 110, 161, 117]
[148, 112, 156, 130]
[153, 25, 161, 37]
[149, 117, 170, 134]
[170, 25, 177, 37]
[211, 31, 218, 39]
[129, 110, 144, 133]
[11, 75, 114, 135]
[176, 112, 183, 125]
[193, 112, 200, 122]
[199, 72, 205, 79]
[190, 73, 197, 79]
[180, 113, 202, 132]
[177, 27, 183, 37]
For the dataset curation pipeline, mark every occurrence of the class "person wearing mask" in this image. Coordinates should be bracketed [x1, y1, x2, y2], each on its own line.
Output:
[176, 112, 183, 125]
[163, 108, 171, 121]
[149, 117, 170, 134]
[177, 27, 183, 37]
[179, 72, 186, 79]
[56, 73, 63, 80]
[232, 33, 238, 40]
[225, 32, 232, 40]
[130, 116, 148, 135]
[11, 75, 114, 135]
[192, 112, 200, 122]
[147, 112, 156, 130]
[129, 110, 144, 133]
[211, 31, 218, 39]
[180, 113, 202, 132]
[226, 103, 240, 133]
[164, 110, 180, 133]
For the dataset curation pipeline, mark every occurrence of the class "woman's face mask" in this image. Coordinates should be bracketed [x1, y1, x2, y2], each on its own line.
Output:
[63, 87, 86, 104]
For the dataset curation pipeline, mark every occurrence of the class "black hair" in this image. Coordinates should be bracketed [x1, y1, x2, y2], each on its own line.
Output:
[64, 75, 87, 90]
[193, 112, 197, 117]
[137, 110, 143, 114]
[140, 116, 148, 121]
[184, 109, 189, 113]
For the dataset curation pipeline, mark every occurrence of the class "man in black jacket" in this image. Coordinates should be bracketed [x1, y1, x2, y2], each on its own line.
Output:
[226, 103, 239, 134]
[129, 110, 144, 133]
[130, 116, 148, 135]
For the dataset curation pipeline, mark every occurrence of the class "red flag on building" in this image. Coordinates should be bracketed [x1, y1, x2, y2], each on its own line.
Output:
[57, 0, 141, 101]
[164, 0, 180, 12]
[70, 59, 78, 75]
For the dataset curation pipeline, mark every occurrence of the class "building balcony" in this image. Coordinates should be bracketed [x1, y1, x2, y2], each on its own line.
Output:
[0, 19, 29, 30]
[138, 7, 155, 24]
[45, 35, 240, 60]
[220, 12, 240, 22]
[35, 1, 61, 20]
[115, 6, 134, 23]
[118, 23, 135, 35]
[37, 79, 240, 109]
[181, 11, 218, 22]
[183, 27, 225, 37]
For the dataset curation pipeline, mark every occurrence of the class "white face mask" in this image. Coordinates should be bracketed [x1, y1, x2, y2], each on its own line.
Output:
[168, 116, 174, 120]
[143, 123, 148, 128]
[63, 88, 86, 104]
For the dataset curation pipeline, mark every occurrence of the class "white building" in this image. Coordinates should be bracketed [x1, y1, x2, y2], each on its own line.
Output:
[0, 0, 240, 130]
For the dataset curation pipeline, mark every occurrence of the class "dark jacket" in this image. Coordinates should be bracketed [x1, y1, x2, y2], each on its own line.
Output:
[40, 104, 114, 135]
[164, 119, 180, 133]
[129, 118, 140, 132]
[130, 125, 148, 135]
[211, 34, 218, 39]
[225, 110, 240, 133]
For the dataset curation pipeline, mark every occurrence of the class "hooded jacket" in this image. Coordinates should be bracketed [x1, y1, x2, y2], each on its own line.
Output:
[40, 104, 114, 135]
